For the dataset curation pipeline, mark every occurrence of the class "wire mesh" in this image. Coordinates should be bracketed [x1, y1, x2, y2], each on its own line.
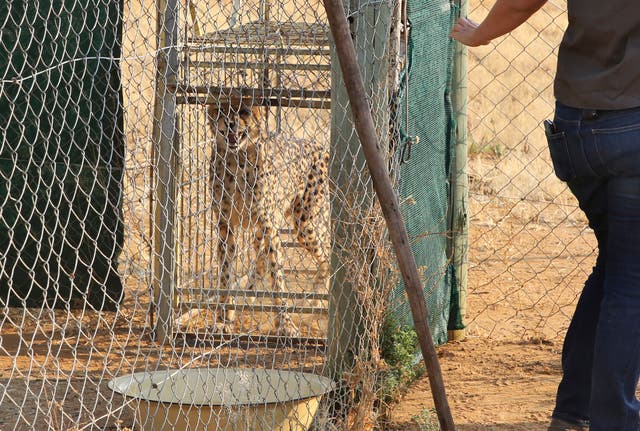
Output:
[0, 0, 422, 429]
[464, 0, 592, 341]
[0, 0, 588, 426]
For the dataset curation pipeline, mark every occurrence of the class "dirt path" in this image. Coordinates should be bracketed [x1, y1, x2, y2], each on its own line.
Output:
[388, 337, 563, 430]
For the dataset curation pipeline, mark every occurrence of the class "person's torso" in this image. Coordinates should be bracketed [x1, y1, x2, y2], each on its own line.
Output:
[554, 1, 640, 110]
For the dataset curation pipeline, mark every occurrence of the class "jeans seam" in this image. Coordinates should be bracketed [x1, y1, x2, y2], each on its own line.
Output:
[577, 128, 601, 178]
[592, 122, 640, 134]
[591, 133, 609, 176]
[558, 131, 577, 180]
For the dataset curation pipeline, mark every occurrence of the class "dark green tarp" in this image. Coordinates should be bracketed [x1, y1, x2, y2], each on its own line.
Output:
[0, 1, 124, 310]
[392, 0, 457, 345]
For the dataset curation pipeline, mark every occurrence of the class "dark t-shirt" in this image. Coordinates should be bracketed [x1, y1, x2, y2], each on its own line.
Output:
[554, 1, 640, 110]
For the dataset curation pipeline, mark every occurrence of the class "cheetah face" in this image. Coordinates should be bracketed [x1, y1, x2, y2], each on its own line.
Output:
[208, 102, 263, 151]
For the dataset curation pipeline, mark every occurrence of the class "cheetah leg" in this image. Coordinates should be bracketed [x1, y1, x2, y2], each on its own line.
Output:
[253, 223, 268, 284]
[290, 200, 329, 309]
[289, 170, 330, 295]
[216, 218, 236, 333]
[257, 214, 300, 338]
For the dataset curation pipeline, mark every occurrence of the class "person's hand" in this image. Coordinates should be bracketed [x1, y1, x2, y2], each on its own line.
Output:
[450, 17, 490, 47]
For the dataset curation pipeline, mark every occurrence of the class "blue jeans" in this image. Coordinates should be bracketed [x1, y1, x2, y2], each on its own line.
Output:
[546, 102, 640, 431]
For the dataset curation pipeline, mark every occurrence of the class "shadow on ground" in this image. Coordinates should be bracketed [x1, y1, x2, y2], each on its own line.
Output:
[386, 420, 549, 431]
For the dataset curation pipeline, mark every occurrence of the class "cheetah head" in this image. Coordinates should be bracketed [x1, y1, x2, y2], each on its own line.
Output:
[207, 100, 264, 150]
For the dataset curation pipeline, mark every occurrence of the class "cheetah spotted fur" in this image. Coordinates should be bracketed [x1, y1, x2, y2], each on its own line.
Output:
[207, 100, 329, 337]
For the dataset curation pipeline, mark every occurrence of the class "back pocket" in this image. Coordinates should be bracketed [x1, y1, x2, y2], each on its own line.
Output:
[545, 127, 575, 181]
[593, 123, 640, 176]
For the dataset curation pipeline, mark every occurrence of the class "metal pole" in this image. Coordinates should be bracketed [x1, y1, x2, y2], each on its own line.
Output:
[152, 0, 180, 345]
[321, 0, 456, 428]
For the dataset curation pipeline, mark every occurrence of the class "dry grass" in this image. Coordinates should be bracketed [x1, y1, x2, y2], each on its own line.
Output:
[466, 1, 570, 208]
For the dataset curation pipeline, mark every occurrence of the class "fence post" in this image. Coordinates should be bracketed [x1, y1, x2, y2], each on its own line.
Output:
[448, 0, 469, 341]
[322, 0, 456, 426]
[326, 0, 392, 414]
[152, 0, 180, 345]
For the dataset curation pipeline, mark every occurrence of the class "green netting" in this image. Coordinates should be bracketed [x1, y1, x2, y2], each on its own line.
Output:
[392, 0, 458, 345]
[0, 1, 124, 310]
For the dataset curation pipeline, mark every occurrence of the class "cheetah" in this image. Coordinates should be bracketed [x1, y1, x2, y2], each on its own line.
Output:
[207, 99, 329, 337]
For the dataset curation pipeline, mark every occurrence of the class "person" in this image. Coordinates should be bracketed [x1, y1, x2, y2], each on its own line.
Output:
[451, 1, 640, 431]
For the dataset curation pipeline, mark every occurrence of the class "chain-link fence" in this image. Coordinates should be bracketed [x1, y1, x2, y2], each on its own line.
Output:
[0, 0, 585, 427]
[0, 0, 457, 429]
[464, 0, 594, 341]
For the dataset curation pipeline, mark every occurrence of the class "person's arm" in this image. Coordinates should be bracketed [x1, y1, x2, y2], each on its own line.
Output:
[450, 0, 548, 47]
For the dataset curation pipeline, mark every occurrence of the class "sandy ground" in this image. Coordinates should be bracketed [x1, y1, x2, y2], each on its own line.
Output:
[388, 337, 562, 430]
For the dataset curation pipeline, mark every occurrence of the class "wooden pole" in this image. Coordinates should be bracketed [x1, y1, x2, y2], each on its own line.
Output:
[321, 0, 456, 429]
[448, 0, 469, 342]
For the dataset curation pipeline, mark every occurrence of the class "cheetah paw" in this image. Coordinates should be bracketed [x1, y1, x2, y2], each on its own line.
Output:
[277, 315, 301, 338]
[212, 322, 233, 334]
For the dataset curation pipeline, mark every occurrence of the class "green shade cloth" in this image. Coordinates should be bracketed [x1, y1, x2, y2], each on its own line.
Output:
[0, 0, 124, 310]
[392, 0, 459, 345]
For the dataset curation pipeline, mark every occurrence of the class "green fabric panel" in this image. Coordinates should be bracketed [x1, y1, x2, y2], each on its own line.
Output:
[392, 0, 456, 345]
[0, 0, 124, 310]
